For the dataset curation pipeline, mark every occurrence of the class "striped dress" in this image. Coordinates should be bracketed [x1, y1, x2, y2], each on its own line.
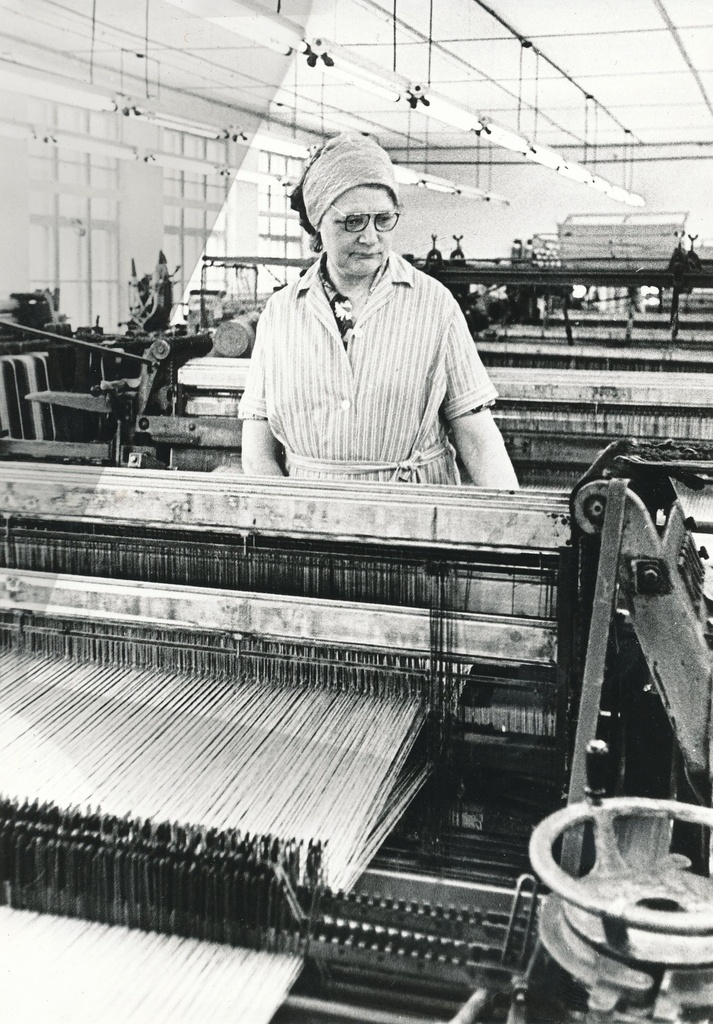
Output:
[238, 252, 498, 484]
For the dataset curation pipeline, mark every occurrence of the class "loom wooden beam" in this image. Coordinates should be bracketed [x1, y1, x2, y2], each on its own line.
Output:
[178, 359, 713, 410]
[0, 569, 557, 665]
[0, 463, 570, 551]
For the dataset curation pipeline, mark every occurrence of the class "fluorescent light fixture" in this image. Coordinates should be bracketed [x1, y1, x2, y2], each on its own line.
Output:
[0, 119, 137, 159]
[409, 86, 483, 133]
[607, 185, 630, 203]
[527, 145, 563, 170]
[145, 152, 225, 176]
[45, 131, 137, 161]
[481, 123, 529, 154]
[0, 63, 117, 112]
[393, 166, 509, 203]
[417, 172, 459, 194]
[558, 162, 595, 184]
[317, 60, 401, 102]
[164, 0, 305, 55]
[590, 175, 612, 194]
[456, 184, 509, 204]
[393, 165, 423, 185]
[124, 105, 228, 140]
[235, 168, 284, 186]
[251, 132, 309, 159]
[0, 120, 35, 141]
[309, 38, 403, 103]
[421, 181, 455, 193]
[144, 155, 283, 184]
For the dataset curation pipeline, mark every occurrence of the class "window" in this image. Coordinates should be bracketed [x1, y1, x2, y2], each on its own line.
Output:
[27, 99, 120, 331]
[162, 130, 231, 319]
[256, 150, 309, 292]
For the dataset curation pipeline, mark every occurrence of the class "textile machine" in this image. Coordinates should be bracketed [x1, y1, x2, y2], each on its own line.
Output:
[2, 439, 713, 1021]
[7, 337, 713, 486]
[169, 356, 713, 488]
[0, 300, 211, 466]
[0, 254, 213, 466]
[476, 313, 713, 375]
[411, 239, 713, 376]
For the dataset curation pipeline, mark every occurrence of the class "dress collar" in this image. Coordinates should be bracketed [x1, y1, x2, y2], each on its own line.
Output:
[296, 251, 414, 296]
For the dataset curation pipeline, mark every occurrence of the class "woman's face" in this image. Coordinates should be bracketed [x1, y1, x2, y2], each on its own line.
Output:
[319, 185, 398, 283]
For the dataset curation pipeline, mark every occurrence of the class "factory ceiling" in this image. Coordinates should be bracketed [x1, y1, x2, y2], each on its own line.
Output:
[1, 0, 712, 161]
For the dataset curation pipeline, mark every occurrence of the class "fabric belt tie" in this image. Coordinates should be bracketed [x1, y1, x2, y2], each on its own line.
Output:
[285, 441, 449, 482]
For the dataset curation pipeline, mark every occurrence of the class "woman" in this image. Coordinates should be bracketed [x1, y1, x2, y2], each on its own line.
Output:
[239, 132, 518, 488]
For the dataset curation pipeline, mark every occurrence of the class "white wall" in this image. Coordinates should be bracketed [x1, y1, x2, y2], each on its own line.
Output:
[0, 94, 30, 296]
[0, 101, 263, 320]
[393, 150, 712, 261]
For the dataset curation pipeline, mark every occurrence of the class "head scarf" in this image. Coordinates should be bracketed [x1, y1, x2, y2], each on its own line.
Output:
[302, 132, 399, 230]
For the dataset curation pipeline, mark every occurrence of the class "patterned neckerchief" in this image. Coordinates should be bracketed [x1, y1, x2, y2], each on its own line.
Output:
[319, 253, 354, 350]
[318, 253, 389, 350]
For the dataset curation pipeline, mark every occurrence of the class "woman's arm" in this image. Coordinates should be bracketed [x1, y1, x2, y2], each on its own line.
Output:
[241, 419, 286, 477]
[450, 409, 519, 489]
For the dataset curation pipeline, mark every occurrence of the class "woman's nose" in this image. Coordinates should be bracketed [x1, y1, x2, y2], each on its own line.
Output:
[357, 219, 379, 243]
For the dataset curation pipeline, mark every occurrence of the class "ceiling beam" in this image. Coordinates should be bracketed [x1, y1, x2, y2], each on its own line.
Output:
[652, 0, 713, 121]
[352, 0, 585, 146]
[470, 0, 641, 144]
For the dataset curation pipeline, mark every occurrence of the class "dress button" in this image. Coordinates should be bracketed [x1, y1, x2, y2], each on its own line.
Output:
[340, 399, 351, 411]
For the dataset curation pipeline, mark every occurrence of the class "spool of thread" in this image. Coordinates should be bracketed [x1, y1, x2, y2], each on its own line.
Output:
[212, 313, 260, 358]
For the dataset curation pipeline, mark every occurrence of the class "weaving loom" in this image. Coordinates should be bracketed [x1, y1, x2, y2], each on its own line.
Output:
[167, 357, 713, 486]
[477, 316, 713, 375]
[0, 463, 568, 1020]
[3, 446, 713, 1019]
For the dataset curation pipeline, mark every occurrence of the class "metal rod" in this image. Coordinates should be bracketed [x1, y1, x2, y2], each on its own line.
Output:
[392, 154, 713, 165]
[0, 318, 155, 365]
[652, 0, 713, 120]
[283, 994, 446, 1024]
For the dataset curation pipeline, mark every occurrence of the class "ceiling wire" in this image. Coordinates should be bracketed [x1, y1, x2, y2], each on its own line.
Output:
[651, 0, 713, 120]
[475, 128, 480, 187]
[400, 153, 711, 166]
[352, 0, 585, 145]
[89, 0, 97, 83]
[144, 0, 150, 98]
[433, 24, 713, 43]
[427, 0, 433, 87]
[470, 0, 641, 144]
[516, 41, 523, 132]
[532, 51, 539, 143]
[29, 0, 301, 127]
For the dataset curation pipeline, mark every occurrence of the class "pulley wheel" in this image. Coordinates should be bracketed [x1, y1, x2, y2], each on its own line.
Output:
[530, 797, 713, 965]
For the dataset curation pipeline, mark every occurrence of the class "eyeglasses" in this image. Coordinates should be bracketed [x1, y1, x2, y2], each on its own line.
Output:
[330, 205, 400, 233]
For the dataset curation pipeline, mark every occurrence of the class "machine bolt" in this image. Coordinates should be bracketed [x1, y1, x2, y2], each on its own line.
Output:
[633, 558, 670, 594]
[584, 495, 606, 524]
[641, 566, 661, 588]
